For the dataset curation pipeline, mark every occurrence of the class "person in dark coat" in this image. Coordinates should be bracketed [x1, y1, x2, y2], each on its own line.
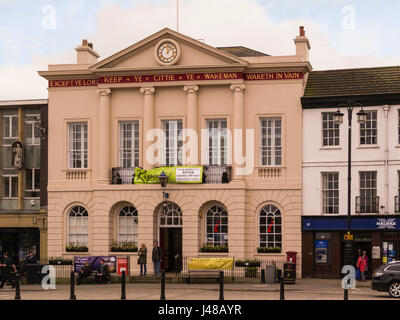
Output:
[24, 251, 37, 265]
[138, 244, 147, 276]
[95, 259, 110, 284]
[0, 252, 17, 289]
[152, 241, 163, 276]
[77, 261, 92, 285]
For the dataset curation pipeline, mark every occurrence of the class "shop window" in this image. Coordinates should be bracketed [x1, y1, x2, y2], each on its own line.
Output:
[162, 120, 183, 167]
[360, 111, 377, 145]
[322, 113, 340, 147]
[205, 205, 228, 247]
[260, 118, 282, 167]
[259, 205, 282, 249]
[119, 121, 139, 168]
[117, 206, 138, 243]
[68, 123, 88, 169]
[67, 206, 89, 246]
[25, 169, 40, 198]
[206, 119, 228, 166]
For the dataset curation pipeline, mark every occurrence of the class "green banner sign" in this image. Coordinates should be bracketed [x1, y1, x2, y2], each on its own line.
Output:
[134, 167, 203, 184]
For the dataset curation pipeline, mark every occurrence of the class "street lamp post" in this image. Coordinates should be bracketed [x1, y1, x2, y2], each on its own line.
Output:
[334, 101, 368, 267]
[158, 171, 170, 216]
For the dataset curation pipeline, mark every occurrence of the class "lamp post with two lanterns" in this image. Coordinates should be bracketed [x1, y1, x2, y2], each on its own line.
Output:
[333, 101, 368, 267]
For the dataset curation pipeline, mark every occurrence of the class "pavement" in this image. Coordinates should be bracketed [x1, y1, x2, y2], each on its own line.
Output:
[0, 279, 394, 300]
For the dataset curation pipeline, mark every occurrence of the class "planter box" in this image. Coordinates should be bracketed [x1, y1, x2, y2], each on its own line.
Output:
[235, 261, 261, 268]
[111, 248, 138, 253]
[66, 248, 88, 253]
[257, 248, 282, 254]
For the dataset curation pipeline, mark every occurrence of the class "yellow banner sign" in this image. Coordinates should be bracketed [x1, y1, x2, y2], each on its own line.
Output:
[188, 258, 234, 270]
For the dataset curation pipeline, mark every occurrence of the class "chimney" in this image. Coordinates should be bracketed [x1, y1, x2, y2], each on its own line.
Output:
[294, 26, 311, 61]
[75, 39, 100, 65]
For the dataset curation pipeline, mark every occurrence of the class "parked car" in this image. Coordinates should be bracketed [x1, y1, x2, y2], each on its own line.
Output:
[372, 261, 400, 298]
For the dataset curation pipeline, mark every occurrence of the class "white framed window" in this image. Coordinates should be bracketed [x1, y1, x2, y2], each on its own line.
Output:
[25, 168, 40, 198]
[322, 173, 339, 214]
[260, 118, 282, 166]
[358, 171, 378, 213]
[159, 202, 182, 228]
[117, 206, 138, 243]
[68, 123, 88, 169]
[360, 111, 377, 145]
[398, 110, 400, 145]
[67, 206, 89, 246]
[206, 119, 227, 166]
[259, 205, 282, 249]
[205, 206, 228, 247]
[2, 169, 18, 199]
[119, 121, 139, 168]
[322, 113, 340, 147]
[3, 115, 18, 145]
[162, 120, 183, 166]
[24, 115, 41, 145]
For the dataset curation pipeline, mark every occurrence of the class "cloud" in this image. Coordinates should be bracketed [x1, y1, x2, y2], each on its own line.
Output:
[0, 0, 399, 100]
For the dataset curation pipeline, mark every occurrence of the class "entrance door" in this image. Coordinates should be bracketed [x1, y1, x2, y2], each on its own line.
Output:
[158, 202, 183, 272]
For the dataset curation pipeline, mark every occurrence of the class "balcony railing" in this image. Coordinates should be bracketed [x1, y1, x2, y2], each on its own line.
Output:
[356, 196, 380, 214]
[396, 196, 400, 214]
[111, 166, 232, 185]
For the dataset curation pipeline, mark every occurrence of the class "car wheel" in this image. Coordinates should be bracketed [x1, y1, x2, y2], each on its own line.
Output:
[389, 282, 400, 298]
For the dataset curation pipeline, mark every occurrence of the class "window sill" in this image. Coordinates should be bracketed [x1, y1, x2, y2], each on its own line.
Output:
[320, 147, 342, 151]
[395, 145, 400, 149]
[357, 145, 380, 149]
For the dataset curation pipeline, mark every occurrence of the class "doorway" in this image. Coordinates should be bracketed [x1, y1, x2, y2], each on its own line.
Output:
[160, 228, 182, 272]
[158, 202, 183, 273]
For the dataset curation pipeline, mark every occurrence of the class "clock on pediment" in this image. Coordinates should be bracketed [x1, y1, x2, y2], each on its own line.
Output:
[154, 39, 181, 66]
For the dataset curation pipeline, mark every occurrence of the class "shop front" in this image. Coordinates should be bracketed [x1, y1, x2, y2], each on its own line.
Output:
[302, 216, 400, 279]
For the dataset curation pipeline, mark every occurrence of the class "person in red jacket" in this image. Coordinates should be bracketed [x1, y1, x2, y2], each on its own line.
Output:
[357, 252, 367, 282]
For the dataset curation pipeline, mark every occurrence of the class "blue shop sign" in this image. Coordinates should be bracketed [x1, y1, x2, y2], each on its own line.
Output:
[315, 240, 328, 248]
[303, 217, 400, 231]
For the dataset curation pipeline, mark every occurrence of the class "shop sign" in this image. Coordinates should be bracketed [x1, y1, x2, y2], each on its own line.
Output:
[134, 166, 203, 184]
[344, 234, 354, 241]
[74, 256, 117, 273]
[376, 219, 397, 230]
[188, 258, 234, 271]
[117, 257, 129, 276]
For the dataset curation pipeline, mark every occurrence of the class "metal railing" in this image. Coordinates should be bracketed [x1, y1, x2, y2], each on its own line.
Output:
[181, 256, 286, 281]
[356, 196, 380, 214]
[395, 196, 400, 214]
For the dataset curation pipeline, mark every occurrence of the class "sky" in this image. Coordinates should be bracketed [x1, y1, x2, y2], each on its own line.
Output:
[0, 0, 399, 100]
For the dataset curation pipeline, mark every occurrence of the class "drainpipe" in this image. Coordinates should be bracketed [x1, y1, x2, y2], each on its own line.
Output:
[383, 105, 390, 215]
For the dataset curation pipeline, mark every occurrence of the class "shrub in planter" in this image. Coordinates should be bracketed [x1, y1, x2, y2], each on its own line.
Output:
[66, 244, 88, 252]
[111, 241, 138, 252]
[49, 257, 73, 265]
[235, 259, 261, 268]
[257, 247, 282, 254]
[201, 244, 229, 253]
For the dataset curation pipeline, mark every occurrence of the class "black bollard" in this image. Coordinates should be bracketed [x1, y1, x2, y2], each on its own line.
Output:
[219, 271, 224, 301]
[121, 271, 126, 300]
[280, 275, 285, 301]
[344, 288, 349, 301]
[14, 275, 21, 300]
[261, 269, 266, 284]
[70, 271, 76, 300]
[160, 271, 166, 301]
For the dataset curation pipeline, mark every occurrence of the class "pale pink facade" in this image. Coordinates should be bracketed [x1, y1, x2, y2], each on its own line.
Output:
[39, 28, 312, 277]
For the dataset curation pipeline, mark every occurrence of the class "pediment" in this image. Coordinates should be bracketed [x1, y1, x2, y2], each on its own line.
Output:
[91, 28, 247, 71]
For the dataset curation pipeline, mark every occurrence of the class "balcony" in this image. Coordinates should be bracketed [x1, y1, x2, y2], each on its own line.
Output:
[396, 196, 400, 214]
[111, 166, 232, 185]
[356, 196, 380, 214]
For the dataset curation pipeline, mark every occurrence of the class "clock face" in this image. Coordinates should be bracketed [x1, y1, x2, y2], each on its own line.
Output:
[155, 40, 180, 65]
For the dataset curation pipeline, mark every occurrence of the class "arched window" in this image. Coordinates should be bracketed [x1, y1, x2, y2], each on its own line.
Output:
[205, 206, 228, 246]
[259, 205, 282, 249]
[118, 206, 138, 243]
[160, 202, 182, 228]
[68, 206, 89, 246]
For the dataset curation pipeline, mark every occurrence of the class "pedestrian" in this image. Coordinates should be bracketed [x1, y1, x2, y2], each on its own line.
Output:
[363, 250, 369, 278]
[0, 252, 17, 289]
[354, 248, 362, 280]
[77, 261, 92, 285]
[138, 244, 147, 276]
[24, 251, 37, 265]
[95, 259, 110, 284]
[152, 241, 162, 276]
[357, 251, 367, 282]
